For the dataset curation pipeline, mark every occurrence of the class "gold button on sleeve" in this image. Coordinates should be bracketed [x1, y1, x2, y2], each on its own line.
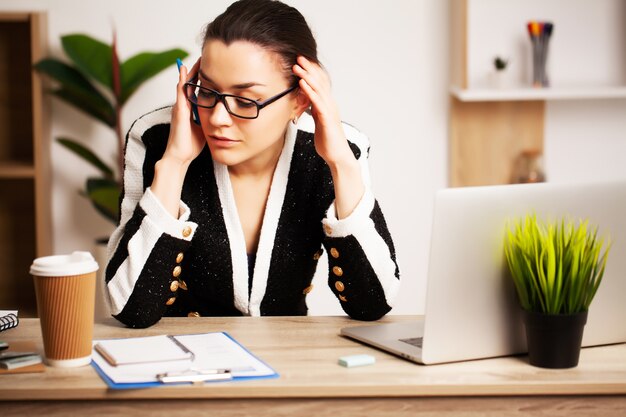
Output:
[339, 294, 347, 302]
[176, 252, 184, 263]
[303, 285, 314, 295]
[330, 248, 339, 259]
[173, 266, 182, 278]
[324, 224, 333, 235]
[170, 280, 179, 292]
[182, 226, 192, 238]
[166, 296, 176, 306]
[179, 280, 188, 291]
[313, 249, 323, 261]
[335, 281, 345, 292]
[332, 266, 343, 277]
[188, 311, 200, 318]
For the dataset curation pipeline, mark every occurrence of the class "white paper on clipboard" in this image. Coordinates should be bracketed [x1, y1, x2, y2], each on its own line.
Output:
[92, 332, 276, 384]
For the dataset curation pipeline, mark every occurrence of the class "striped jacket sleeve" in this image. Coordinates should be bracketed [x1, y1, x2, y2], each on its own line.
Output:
[321, 123, 400, 321]
[105, 108, 198, 328]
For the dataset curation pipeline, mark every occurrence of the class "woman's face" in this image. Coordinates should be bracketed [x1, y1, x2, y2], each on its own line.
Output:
[197, 40, 300, 169]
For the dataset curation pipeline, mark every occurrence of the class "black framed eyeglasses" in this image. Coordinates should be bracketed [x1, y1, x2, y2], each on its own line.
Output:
[183, 82, 298, 119]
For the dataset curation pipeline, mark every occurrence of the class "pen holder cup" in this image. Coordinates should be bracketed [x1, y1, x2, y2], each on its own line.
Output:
[529, 21, 553, 88]
[532, 55, 549, 88]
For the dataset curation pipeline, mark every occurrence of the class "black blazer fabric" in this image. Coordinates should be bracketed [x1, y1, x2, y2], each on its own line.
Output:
[105, 108, 400, 328]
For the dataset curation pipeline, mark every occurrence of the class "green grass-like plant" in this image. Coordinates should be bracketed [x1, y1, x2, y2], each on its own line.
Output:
[503, 214, 611, 315]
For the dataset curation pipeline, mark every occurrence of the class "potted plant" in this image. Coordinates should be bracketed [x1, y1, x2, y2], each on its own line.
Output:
[492, 55, 509, 89]
[34, 33, 188, 227]
[494, 56, 508, 71]
[503, 214, 611, 368]
[34, 33, 188, 319]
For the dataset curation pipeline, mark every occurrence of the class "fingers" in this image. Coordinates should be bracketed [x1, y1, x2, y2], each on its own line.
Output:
[293, 56, 332, 115]
[187, 57, 201, 82]
[176, 65, 188, 106]
[293, 56, 329, 94]
[175, 62, 195, 124]
[298, 78, 322, 113]
[177, 57, 200, 89]
[175, 58, 200, 117]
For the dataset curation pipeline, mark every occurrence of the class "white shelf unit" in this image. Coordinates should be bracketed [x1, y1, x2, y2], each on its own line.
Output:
[450, 85, 626, 102]
[449, 0, 626, 187]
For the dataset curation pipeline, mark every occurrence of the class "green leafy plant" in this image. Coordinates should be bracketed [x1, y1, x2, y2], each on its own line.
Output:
[34, 33, 188, 224]
[503, 214, 611, 315]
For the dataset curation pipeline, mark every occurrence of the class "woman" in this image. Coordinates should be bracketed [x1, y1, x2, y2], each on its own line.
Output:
[105, 0, 399, 328]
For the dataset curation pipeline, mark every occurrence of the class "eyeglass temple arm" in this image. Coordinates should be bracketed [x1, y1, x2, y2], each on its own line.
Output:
[256, 84, 299, 109]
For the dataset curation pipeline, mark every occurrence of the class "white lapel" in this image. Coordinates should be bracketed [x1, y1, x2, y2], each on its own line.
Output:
[213, 161, 249, 314]
[248, 122, 297, 316]
[213, 122, 297, 316]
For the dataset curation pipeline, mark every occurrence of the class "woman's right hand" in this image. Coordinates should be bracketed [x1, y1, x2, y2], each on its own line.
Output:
[151, 59, 206, 218]
[163, 58, 205, 164]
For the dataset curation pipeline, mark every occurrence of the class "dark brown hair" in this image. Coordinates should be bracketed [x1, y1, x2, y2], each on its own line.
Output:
[203, 0, 319, 85]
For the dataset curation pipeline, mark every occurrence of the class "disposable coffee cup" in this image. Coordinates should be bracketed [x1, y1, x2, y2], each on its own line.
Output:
[30, 251, 99, 367]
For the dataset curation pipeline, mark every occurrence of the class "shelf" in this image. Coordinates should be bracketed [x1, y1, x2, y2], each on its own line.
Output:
[450, 85, 626, 102]
[0, 162, 35, 178]
[0, 13, 50, 317]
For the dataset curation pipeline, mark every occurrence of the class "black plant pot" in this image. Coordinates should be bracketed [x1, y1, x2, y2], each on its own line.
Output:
[522, 310, 588, 369]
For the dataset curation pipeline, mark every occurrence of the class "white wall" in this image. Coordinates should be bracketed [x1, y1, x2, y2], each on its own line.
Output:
[466, 0, 626, 185]
[3, 0, 624, 317]
[467, 0, 626, 88]
[0, 0, 450, 315]
[545, 99, 626, 184]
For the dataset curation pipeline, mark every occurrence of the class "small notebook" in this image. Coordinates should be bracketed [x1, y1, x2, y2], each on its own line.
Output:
[94, 335, 194, 366]
[0, 311, 18, 332]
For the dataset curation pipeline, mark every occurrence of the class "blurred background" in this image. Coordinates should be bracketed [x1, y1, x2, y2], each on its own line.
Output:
[0, 0, 624, 316]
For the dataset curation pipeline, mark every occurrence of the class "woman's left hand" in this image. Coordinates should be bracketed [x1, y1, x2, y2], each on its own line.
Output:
[293, 56, 364, 219]
[293, 56, 355, 167]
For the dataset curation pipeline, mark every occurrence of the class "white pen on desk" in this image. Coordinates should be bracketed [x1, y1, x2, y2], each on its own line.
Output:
[191, 368, 230, 374]
[167, 335, 195, 361]
[228, 366, 257, 373]
[156, 368, 232, 384]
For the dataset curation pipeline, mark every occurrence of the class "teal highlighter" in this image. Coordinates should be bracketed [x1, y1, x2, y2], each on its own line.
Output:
[176, 58, 201, 125]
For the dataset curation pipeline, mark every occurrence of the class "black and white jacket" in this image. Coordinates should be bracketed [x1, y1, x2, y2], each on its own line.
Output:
[105, 107, 400, 328]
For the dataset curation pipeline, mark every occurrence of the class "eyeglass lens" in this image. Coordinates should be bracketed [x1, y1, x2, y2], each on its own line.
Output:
[185, 84, 258, 118]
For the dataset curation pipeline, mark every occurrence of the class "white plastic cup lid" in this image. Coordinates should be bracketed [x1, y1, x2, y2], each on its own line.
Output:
[30, 251, 99, 277]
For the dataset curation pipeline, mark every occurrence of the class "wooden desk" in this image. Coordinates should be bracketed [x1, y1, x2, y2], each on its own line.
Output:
[0, 316, 625, 416]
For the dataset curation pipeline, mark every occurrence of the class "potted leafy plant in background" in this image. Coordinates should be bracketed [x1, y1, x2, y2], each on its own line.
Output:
[34, 33, 188, 318]
[503, 214, 611, 368]
[494, 56, 508, 71]
[35, 33, 187, 226]
[492, 55, 509, 89]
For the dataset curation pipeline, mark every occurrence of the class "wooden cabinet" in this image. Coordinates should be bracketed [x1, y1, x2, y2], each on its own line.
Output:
[0, 12, 50, 317]
[449, 0, 626, 187]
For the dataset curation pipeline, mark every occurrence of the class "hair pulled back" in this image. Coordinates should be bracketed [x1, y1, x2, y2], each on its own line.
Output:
[203, 0, 319, 85]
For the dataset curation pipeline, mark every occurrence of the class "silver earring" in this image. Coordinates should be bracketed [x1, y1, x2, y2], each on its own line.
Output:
[292, 115, 299, 125]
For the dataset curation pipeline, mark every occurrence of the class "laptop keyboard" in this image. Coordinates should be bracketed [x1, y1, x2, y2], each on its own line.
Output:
[399, 337, 423, 348]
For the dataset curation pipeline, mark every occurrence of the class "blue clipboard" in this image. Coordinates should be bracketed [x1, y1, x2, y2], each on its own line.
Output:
[91, 332, 279, 389]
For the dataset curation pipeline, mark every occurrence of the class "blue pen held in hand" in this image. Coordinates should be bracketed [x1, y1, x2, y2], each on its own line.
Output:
[176, 58, 201, 125]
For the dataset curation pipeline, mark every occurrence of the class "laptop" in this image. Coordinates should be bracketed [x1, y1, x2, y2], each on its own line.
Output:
[341, 180, 626, 364]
